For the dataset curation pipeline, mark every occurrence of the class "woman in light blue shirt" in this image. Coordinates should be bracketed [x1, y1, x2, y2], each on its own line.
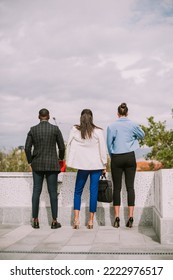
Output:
[107, 103, 145, 228]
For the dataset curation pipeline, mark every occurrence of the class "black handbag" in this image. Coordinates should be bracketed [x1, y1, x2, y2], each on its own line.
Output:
[97, 174, 113, 203]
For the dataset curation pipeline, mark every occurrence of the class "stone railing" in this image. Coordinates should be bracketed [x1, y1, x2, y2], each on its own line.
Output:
[0, 170, 173, 244]
[153, 169, 173, 244]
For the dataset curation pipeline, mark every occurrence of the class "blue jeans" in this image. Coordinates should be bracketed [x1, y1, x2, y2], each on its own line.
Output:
[74, 169, 102, 213]
[32, 171, 58, 219]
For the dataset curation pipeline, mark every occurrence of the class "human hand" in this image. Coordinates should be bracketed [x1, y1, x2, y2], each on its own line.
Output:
[102, 169, 107, 175]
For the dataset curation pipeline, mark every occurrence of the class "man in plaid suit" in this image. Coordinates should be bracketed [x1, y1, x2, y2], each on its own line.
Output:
[25, 108, 65, 229]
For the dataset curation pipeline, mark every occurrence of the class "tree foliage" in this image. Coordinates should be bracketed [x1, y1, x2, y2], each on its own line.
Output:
[0, 148, 30, 172]
[139, 116, 173, 168]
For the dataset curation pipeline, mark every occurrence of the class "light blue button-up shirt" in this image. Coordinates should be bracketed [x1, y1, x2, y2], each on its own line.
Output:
[107, 117, 145, 156]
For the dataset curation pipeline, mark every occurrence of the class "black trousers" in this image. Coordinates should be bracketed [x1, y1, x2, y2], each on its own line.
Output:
[111, 152, 136, 206]
[32, 171, 58, 219]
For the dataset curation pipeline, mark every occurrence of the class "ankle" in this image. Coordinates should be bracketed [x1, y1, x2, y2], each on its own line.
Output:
[74, 219, 80, 224]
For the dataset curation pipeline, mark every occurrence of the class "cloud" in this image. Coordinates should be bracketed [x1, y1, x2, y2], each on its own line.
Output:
[0, 0, 173, 149]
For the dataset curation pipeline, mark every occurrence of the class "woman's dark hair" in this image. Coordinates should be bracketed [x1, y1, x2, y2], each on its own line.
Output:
[75, 109, 101, 139]
[118, 103, 128, 116]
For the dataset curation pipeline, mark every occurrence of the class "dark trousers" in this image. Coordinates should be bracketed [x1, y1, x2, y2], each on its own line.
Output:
[74, 169, 102, 212]
[32, 171, 58, 219]
[111, 152, 136, 206]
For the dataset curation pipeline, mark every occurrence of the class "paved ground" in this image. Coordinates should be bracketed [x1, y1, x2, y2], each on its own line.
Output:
[0, 223, 173, 260]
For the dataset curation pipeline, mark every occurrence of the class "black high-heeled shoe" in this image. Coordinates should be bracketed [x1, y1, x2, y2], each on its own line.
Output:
[113, 217, 120, 228]
[126, 217, 133, 228]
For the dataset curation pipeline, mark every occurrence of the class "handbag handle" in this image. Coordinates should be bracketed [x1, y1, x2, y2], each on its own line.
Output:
[101, 174, 107, 180]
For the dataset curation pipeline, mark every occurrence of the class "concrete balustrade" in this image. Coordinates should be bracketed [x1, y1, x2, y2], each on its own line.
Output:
[0, 170, 173, 244]
[153, 169, 173, 244]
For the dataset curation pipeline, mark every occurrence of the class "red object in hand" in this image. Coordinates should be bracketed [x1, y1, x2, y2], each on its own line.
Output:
[59, 160, 66, 172]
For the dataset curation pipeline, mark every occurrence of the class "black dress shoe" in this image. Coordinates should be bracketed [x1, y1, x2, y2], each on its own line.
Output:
[51, 221, 61, 229]
[113, 217, 120, 228]
[32, 220, 39, 229]
[126, 217, 133, 228]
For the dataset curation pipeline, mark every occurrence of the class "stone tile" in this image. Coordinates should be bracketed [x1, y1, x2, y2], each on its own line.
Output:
[3, 208, 24, 224]
[33, 242, 63, 252]
[90, 245, 122, 256]
[53, 245, 92, 260]
[0, 208, 3, 224]
[0, 252, 27, 260]
[119, 227, 146, 246]
[138, 226, 156, 235]
[15, 235, 45, 246]
[0, 224, 18, 237]
[95, 227, 120, 244]
[22, 253, 58, 260]
[0, 225, 34, 250]
[5, 225, 34, 237]
[42, 226, 75, 243]
[66, 231, 96, 246]
[144, 237, 164, 248]
[54, 253, 87, 260]
[4, 243, 37, 252]
[150, 255, 173, 260]
[118, 254, 152, 260]
[0, 224, 173, 260]
[86, 253, 119, 260]
[60, 245, 92, 253]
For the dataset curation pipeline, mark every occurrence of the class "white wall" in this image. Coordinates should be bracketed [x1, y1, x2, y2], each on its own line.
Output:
[1, 170, 173, 244]
[0, 171, 154, 227]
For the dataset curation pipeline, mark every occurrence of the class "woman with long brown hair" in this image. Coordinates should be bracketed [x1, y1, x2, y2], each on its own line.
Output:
[67, 109, 107, 229]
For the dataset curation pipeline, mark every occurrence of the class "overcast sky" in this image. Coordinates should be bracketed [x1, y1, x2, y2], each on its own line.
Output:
[0, 0, 173, 150]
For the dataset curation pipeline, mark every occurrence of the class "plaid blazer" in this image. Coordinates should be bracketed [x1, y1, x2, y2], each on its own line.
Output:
[25, 121, 65, 171]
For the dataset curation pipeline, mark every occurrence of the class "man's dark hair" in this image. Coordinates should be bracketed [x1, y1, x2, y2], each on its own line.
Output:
[39, 108, 49, 117]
